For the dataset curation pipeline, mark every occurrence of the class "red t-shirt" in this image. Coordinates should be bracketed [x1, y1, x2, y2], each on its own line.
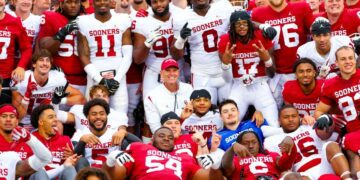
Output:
[124, 142, 200, 180]
[218, 30, 273, 78]
[38, 11, 87, 85]
[283, 79, 324, 117]
[0, 13, 32, 79]
[0, 134, 33, 160]
[252, 2, 314, 74]
[320, 69, 360, 132]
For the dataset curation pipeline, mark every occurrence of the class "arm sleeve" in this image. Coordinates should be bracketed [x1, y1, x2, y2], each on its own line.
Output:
[277, 145, 297, 170]
[144, 94, 162, 134]
[16, 19, 33, 68]
[114, 44, 133, 82]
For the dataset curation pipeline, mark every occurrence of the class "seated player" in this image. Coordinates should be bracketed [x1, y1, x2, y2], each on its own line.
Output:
[265, 105, 351, 179]
[180, 89, 223, 138]
[220, 131, 297, 179]
[103, 127, 223, 179]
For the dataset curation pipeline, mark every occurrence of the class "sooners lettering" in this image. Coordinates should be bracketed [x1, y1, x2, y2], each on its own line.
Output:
[331, 30, 347, 36]
[334, 84, 360, 98]
[233, 52, 258, 59]
[146, 150, 181, 161]
[239, 156, 274, 165]
[0, 31, 11, 37]
[159, 28, 173, 35]
[192, 19, 223, 33]
[86, 142, 112, 149]
[265, 16, 296, 26]
[0, 168, 8, 176]
[89, 29, 120, 36]
[183, 125, 217, 132]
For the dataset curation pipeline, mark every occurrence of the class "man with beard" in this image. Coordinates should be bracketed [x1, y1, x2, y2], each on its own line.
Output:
[297, 19, 354, 79]
[0, 0, 32, 104]
[11, 49, 85, 131]
[0, 104, 52, 179]
[72, 99, 123, 168]
[282, 58, 323, 122]
[251, 0, 315, 108]
[218, 10, 279, 127]
[31, 104, 81, 180]
[132, 0, 182, 98]
[77, 0, 132, 114]
[103, 126, 223, 179]
[38, 0, 87, 94]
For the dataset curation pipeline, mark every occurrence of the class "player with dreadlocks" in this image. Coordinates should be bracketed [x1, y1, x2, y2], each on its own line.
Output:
[37, 0, 88, 94]
[218, 10, 279, 127]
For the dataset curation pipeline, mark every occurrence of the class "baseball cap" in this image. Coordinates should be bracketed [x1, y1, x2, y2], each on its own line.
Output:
[230, 10, 251, 25]
[161, 59, 179, 70]
[190, 89, 211, 100]
[311, 19, 331, 35]
[161, 111, 181, 125]
[0, 104, 18, 118]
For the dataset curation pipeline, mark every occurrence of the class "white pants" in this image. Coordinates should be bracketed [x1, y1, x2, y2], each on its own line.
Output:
[86, 76, 128, 114]
[268, 73, 295, 108]
[229, 78, 279, 127]
[127, 83, 141, 127]
[142, 68, 162, 98]
[192, 73, 232, 105]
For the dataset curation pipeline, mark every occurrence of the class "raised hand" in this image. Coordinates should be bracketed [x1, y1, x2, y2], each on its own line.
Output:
[54, 20, 78, 42]
[180, 22, 191, 40]
[180, 100, 193, 120]
[222, 42, 236, 65]
[107, 150, 134, 167]
[52, 82, 70, 105]
[23, 75, 37, 104]
[12, 126, 31, 143]
[145, 26, 163, 48]
[279, 136, 294, 155]
[252, 40, 270, 61]
[260, 23, 277, 40]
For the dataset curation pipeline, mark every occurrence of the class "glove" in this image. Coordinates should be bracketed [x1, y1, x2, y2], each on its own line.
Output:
[12, 126, 31, 143]
[136, 9, 148, 17]
[196, 154, 214, 169]
[54, 20, 78, 42]
[319, 64, 331, 78]
[52, 82, 70, 105]
[180, 22, 191, 40]
[23, 76, 37, 103]
[240, 74, 255, 86]
[313, 114, 333, 130]
[144, 26, 163, 48]
[106, 150, 134, 167]
[99, 78, 120, 96]
[259, 23, 277, 40]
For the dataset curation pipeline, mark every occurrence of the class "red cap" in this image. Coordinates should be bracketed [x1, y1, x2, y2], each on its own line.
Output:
[0, 105, 18, 118]
[161, 59, 179, 70]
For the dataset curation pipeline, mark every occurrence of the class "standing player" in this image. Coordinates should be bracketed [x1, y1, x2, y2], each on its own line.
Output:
[283, 58, 323, 122]
[252, 0, 314, 107]
[38, 0, 87, 94]
[0, 105, 52, 179]
[0, 0, 32, 104]
[221, 131, 297, 179]
[77, 0, 133, 114]
[314, 46, 360, 132]
[132, 0, 177, 98]
[218, 10, 278, 127]
[317, 0, 360, 36]
[265, 105, 351, 179]
[11, 49, 86, 130]
[297, 19, 354, 79]
[171, 0, 234, 104]
[103, 127, 223, 179]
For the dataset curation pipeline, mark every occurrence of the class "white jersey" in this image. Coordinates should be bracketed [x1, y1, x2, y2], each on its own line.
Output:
[13, 70, 67, 125]
[0, 151, 21, 180]
[77, 13, 131, 73]
[181, 111, 223, 134]
[71, 128, 119, 167]
[172, 0, 233, 76]
[69, 105, 128, 131]
[132, 15, 174, 73]
[264, 125, 336, 178]
[22, 13, 41, 46]
[297, 36, 353, 72]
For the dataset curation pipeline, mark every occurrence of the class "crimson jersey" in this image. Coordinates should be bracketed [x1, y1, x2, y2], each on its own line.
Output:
[283, 79, 324, 117]
[124, 142, 200, 180]
[320, 70, 360, 133]
[252, 2, 314, 74]
[230, 152, 282, 180]
[316, 8, 360, 36]
[174, 134, 198, 158]
[0, 13, 32, 79]
[38, 11, 87, 85]
[0, 135, 33, 160]
[32, 131, 73, 171]
[218, 31, 273, 78]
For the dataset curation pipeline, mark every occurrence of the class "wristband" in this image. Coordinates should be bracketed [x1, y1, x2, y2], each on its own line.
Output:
[264, 58, 273, 67]
[174, 36, 186, 49]
[84, 64, 102, 83]
[221, 63, 231, 70]
[56, 110, 68, 123]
